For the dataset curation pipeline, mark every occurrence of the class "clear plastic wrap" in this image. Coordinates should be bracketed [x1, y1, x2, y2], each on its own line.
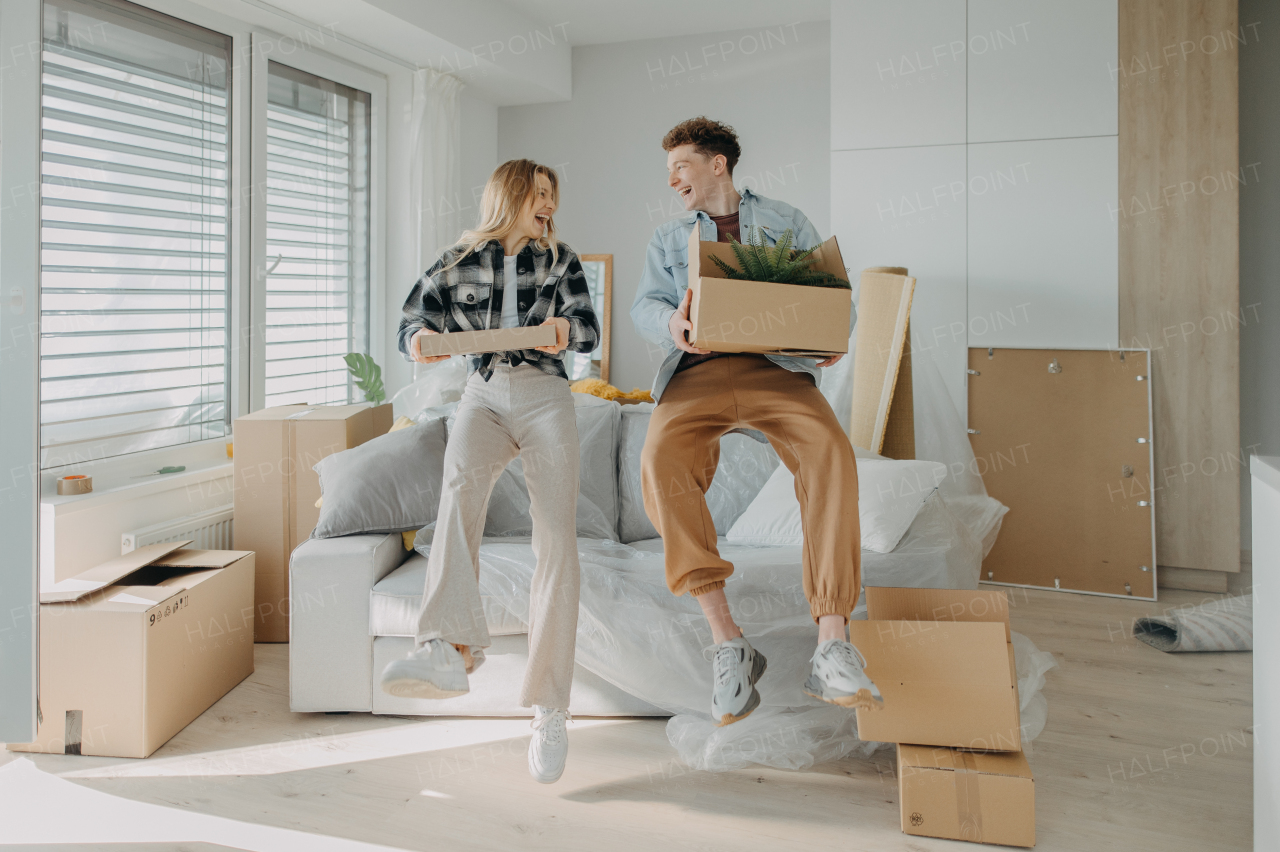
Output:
[390, 357, 469, 420]
[471, 534, 1057, 771]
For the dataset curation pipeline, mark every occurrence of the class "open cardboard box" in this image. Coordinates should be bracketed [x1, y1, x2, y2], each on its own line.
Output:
[8, 541, 255, 759]
[851, 587, 1022, 751]
[897, 743, 1036, 847]
[415, 325, 557, 359]
[686, 227, 852, 357]
[233, 403, 392, 641]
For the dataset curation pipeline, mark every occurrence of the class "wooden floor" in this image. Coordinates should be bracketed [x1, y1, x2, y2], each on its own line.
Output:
[1, 585, 1253, 851]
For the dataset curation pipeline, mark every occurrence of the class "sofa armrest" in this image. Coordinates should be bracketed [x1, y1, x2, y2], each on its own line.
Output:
[289, 532, 410, 712]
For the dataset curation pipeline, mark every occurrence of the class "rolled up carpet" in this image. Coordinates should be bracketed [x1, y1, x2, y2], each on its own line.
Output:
[1134, 594, 1252, 652]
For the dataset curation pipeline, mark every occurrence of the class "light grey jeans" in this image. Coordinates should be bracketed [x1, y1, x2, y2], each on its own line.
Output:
[416, 363, 581, 710]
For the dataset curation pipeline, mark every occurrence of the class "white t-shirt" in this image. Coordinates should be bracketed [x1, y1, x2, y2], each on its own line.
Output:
[500, 255, 519, 329]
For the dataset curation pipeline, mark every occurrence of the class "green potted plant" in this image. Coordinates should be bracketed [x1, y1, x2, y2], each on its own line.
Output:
[709, 227, 851, 289]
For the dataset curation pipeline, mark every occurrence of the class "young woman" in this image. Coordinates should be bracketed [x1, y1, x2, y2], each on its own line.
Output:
[380, 160, 600, 784]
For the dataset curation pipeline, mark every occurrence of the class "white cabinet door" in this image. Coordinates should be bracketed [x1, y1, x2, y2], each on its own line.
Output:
[831, 0, 967, 150]
[967, 136, 1119, 350]
[831, 145, 968, 414]
[967, 0, 1118, 143]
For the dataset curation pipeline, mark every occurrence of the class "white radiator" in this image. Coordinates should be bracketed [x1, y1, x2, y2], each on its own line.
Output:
[121, 505, 235, 554]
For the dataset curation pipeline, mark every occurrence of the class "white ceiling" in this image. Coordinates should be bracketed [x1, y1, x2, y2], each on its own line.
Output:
[503, 0, 832, 46]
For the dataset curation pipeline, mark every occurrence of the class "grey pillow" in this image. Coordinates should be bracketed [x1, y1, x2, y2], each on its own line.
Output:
[617, 405, 781, 544]
[482, 394, 621, 540]
[311, 417, 448, 538]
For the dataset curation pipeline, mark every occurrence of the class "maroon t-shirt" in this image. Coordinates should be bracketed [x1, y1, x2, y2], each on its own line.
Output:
[676, 211, 741, 373]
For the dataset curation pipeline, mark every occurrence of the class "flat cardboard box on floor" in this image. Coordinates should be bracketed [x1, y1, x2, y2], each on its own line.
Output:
[7, 541, 255, 759]
[233, 403, 392, 641]
[851, 587, 1022, 751]
[415, 325, 557, 359]
[686, 227, 852, 357]
[898, 743, 1036, 847]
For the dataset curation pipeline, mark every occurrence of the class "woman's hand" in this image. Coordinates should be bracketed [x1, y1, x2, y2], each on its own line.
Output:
[410, 327, 451, 364]
[535, 316, 571, 354]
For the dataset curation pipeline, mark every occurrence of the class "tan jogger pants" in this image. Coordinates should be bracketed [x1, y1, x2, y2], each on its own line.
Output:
[640, 355, 861, 622]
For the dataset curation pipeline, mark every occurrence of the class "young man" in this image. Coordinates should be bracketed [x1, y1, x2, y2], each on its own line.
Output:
[631, 117, 883, 726]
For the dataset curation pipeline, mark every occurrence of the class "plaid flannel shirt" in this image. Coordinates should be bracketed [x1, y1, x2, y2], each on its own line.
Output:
[398, 240, 601, 381]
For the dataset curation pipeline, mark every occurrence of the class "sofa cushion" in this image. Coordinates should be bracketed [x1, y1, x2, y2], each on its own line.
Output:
[370, 551, 528, 638]
[482, 393, 621, 540]
[616, 404, 781, 544]
[727, 458, 950, 553]
[312, 417, 448, 538]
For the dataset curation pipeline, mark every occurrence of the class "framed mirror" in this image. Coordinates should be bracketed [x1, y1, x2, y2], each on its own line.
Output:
[569, 254, 611, 382]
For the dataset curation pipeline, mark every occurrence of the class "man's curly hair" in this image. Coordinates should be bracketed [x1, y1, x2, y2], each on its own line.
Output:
[662, 117, 741, 176]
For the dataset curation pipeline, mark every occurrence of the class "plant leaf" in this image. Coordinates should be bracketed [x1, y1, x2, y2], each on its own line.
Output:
[344, 352, 387, 405]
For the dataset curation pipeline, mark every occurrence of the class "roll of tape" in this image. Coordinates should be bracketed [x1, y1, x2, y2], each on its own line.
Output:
[57, 474, 92, 495]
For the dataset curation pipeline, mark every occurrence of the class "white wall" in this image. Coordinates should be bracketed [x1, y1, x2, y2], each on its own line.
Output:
[830, 0, 1118, 414]
[496, 22, 831, 393]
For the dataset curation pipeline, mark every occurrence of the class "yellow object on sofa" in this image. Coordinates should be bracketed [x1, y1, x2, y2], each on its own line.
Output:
[571, 378, 653, 404]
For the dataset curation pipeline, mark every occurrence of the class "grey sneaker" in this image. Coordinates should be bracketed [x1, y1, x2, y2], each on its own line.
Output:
[380, 638, 469, 699]
[528, 706, 570, 784]
[710, 636, 768, 727]
[803, 639, 884, 710]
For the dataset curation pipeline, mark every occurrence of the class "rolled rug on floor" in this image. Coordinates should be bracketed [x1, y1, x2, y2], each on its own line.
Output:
[1133, 594, 1253, 652]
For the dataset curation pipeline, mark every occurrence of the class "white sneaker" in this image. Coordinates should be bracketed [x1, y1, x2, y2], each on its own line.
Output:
[709, 636, 768, 727]
[803, 639, 884, 710]
[379, 638, 469, 699]
[528, 706, 570, 784]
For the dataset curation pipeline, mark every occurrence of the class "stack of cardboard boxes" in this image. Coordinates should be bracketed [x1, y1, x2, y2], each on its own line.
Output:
[855, 588, 1036, 848]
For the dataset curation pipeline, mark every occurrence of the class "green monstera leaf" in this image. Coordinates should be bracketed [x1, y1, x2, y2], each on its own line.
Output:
[343, 352, 385, 405]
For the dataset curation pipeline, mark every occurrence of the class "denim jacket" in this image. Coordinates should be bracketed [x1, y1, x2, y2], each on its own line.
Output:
[630, 188, 854, 401]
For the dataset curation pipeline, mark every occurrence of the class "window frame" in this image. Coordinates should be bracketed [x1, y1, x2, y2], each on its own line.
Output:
[33, 0, 389, 497]
[248, 38, 386, 413]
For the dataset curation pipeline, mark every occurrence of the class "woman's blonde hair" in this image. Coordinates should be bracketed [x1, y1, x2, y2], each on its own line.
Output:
[445, 159, 560, 269]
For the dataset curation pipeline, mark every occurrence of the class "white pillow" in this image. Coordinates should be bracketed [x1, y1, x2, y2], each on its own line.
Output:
[726, 458, 949, 553]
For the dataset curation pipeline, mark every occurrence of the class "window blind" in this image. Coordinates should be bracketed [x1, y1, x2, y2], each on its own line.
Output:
[263, 62, 370, 408]
[39, 0, 231, 469]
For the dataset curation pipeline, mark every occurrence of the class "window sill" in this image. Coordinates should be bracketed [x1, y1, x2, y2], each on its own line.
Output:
[40, 438, 233, 503]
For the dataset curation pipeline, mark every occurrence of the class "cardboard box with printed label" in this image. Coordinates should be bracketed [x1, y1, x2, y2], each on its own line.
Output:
[686, 228, 852, 357]
[233, 403, 392, 641]
[7, 541, 255, 759]
[897, 743, 1036, 847]
[851, 587, 1022, 751]
[415, 325, 557, 359]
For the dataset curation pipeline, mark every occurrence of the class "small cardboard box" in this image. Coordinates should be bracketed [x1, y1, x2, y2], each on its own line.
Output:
[898, 744, 1036, 847]
[686, 228, 852, 357]
[233, 403, 392, 641]
[8, 541, 255, 759]
[415, 326, 557, 358]
[852, 588, 1022, 751]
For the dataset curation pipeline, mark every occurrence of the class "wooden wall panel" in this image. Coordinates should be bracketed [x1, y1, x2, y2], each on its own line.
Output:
[1118, 0, 1240, 574]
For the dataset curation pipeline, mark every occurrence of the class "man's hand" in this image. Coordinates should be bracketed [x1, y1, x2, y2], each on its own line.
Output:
[410, 328, 451, 364]
[816, 354, 844, 368]
[668, 289, 710, 355]
[535, 316, 571, 354]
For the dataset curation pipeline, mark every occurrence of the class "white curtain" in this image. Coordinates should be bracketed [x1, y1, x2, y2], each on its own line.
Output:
[408, 68, 463, 380]
[409, 68, 463, 275]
